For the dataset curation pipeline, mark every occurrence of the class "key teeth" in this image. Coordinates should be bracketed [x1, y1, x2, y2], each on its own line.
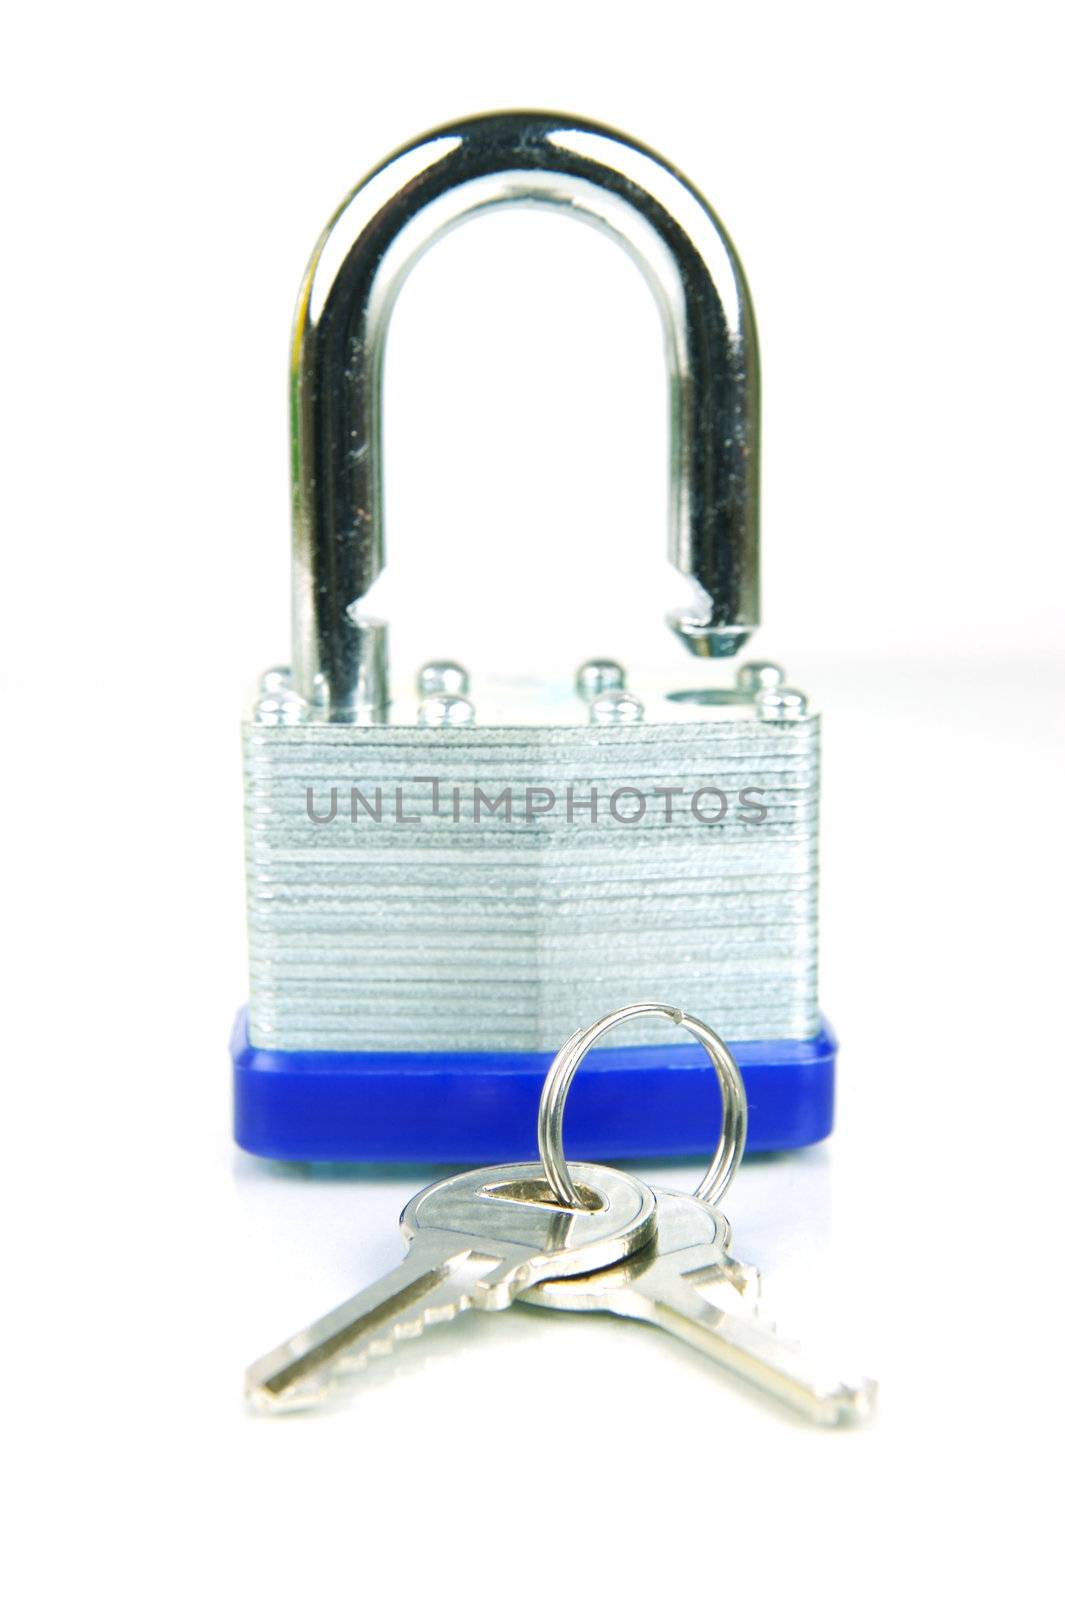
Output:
[720, 1304, 877, 1426]
[336, 1296, 469, 1372]
[244, 1295, 472, 1413]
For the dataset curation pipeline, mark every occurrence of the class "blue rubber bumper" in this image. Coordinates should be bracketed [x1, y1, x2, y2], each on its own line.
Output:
[231, 1010, 836, 1163]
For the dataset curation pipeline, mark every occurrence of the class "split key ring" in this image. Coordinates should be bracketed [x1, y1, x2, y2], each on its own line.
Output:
[537, 1003, 748, 1211]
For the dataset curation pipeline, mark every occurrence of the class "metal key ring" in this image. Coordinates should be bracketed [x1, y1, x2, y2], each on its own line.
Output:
[537, 1003, 748, 1210]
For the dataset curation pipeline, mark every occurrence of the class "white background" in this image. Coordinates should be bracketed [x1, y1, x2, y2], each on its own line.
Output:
[4, 3, 1063, 1595]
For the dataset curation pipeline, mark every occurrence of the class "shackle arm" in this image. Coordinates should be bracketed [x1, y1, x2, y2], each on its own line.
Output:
[290, 111, 760, 716]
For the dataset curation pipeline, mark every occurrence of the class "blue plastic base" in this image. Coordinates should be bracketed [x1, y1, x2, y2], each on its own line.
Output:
[231, 1010, 836, 1163]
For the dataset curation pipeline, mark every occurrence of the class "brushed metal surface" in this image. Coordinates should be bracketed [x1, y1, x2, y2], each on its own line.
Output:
[243, 707, 819, 1051]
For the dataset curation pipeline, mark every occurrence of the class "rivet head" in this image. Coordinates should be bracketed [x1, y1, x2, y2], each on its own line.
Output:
[736, 660, 785, 691]
[576, 659, 626, 700]
[417, 661, 469, 698]
[418, 693, 475, 728]
[259, 665, 292, 694]
[254, 689, 307, 726]
[590, 690, 644, 725]
[755, 686, 808, 721]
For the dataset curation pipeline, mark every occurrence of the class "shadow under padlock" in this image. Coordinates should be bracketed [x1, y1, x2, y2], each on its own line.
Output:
[233, 111, 835, 1163]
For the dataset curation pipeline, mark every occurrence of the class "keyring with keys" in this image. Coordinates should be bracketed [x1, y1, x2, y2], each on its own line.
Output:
[526, 1001, 875, 1424]
[247, 1002, 875, 1424]
[537, 1002, 748, 1211]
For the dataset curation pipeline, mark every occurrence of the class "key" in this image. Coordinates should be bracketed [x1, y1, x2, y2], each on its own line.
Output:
[521, 1188, 877, 1426]
[245, 1161, 656, 1411]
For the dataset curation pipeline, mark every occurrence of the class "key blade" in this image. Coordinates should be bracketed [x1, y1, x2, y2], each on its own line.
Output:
[637, 1268, 877, 1425]
[245, 1161, 657, 1413]
[521, 1188, 872, 1425]
[245, 1244, 494, 1412]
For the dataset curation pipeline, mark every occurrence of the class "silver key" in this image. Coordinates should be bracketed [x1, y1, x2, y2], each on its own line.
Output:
[245, 1161, 656, 1411]
[521, 1188, 877, 1426]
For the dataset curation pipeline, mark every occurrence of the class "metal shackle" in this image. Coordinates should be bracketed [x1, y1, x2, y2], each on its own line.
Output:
[290, 111, 760, 718]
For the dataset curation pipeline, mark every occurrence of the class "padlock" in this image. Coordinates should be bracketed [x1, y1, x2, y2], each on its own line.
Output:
[232, 112, 834, 1162]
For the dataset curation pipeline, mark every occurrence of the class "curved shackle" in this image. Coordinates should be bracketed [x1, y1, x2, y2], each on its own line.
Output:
[290, 111, 760, 718]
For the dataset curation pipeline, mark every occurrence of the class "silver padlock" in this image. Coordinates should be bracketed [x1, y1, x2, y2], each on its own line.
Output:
[233, 112, 829, 1164]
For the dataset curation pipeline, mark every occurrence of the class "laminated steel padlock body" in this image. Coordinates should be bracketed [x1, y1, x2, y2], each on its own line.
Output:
[234, 113, 831, 1162]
